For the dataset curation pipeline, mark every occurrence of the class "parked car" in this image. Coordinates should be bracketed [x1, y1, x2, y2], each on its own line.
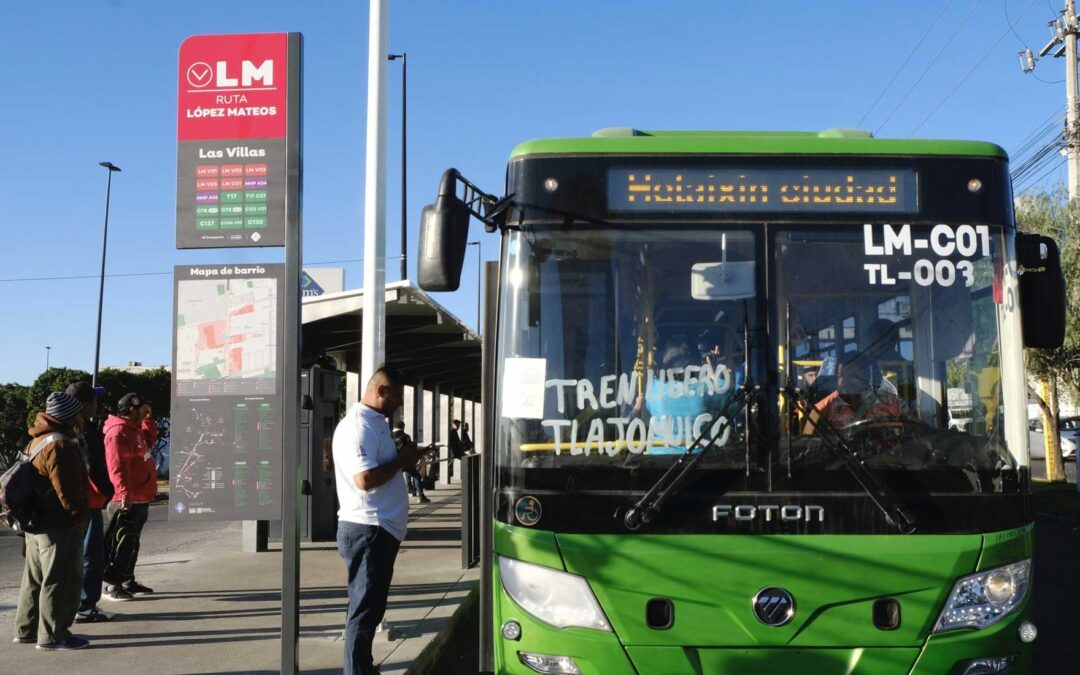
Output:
[1028, 415, 1078, 460]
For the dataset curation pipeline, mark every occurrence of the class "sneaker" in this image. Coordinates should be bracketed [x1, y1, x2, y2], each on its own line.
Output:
[75, 607, 112, 623]
[418, 495, 431, 503]
[123, 580, 154, 595]
[12, 636, 36, 644]
[36, 636, 89, 651]
[102, 585, 134, 601]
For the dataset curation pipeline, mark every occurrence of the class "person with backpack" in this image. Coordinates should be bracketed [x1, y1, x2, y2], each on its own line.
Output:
[12, 391, 91, 650]
[65, 382, 114, 623]
[101, 392, 158, 601]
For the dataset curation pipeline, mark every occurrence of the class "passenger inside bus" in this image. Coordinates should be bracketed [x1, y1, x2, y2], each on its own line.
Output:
[863, 318, 909, 398]
[626, 328, 742, 454]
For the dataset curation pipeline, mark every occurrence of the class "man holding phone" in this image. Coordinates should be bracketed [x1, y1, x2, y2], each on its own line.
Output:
[101, 392, 158, 602]
[333, 367, 430, 674]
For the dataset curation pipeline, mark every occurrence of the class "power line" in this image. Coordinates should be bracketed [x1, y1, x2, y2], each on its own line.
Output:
[909, 0, 1040, 136]
[858, 0, 955, 128]
[1013, 132, 1066, 177]
[1011, 131, 1067, 189]
[1005, 0, 1032, 47]
[1013, 122, 1066, 169]
[1014, 153, 1064, 188]
[1010, 118, 1065, 170]
[1010, 105, 1066, 156]
[1016, 152, 1067, 192]
[875, 0, 987, 135]
[1013, 136, 1064, 177]
[1012, 137, 1066, 186]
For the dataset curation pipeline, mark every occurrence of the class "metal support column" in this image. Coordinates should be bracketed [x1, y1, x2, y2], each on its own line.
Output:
[281, 32, 304, 675]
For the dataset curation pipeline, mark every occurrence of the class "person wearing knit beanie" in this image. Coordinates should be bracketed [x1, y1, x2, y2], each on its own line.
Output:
[45, 392, 82, 423]
[13, 391, 92, 650]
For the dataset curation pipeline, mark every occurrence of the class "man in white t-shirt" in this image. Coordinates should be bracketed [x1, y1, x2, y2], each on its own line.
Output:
[332, 366, 427, 675]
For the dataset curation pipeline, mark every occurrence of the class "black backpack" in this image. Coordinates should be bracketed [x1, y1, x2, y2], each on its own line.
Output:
[0, 433, 66, 533]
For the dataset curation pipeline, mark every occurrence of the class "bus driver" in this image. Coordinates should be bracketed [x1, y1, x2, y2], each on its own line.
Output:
[804, 351, 907, 434]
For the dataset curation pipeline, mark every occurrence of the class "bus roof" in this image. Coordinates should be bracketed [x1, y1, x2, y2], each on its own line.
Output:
[509, 128, 1008, 161]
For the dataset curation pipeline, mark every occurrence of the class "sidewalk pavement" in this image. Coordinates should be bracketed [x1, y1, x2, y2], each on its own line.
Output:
[0, 485, 478, 674]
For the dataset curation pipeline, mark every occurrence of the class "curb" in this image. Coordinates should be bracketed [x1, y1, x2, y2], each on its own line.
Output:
[405, 581, 480, 675]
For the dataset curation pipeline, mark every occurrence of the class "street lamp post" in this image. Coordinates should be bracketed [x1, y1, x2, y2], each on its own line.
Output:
[94, 161, 121, 388]
[45, 346, 51, 372]
[387, 52, 407, 281]
[467, 240, 481, 333]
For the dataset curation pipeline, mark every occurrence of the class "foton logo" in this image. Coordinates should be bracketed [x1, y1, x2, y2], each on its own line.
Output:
[712, 504, 825, 523]
[186, 60, 274, 90]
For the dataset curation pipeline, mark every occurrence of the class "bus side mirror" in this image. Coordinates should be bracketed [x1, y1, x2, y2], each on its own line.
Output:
[1016, 232, 1066, 348]
[418, 168, 471, 292]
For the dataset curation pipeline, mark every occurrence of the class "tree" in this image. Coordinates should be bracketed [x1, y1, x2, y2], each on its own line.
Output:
[0, 383, 31, 470]
[24, 367, 92, 427]
[8, 366, 173, 472]
[95, 367, 171, 419]
[1015, 187, 1080, 481]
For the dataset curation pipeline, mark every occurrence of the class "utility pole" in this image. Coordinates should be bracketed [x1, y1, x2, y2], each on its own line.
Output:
[388, 52, 407, 281]
[362, 0, 389, 389]
[1024, 3, 1077, 485]
[1026, 0, 1080, 199]
[1067, 0, 1079, 200]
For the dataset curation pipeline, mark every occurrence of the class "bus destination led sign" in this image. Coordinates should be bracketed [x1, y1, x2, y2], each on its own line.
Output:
[607, 168, 917, 213]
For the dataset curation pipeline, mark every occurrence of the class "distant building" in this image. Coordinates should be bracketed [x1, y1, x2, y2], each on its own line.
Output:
[103, 361, 171, 375]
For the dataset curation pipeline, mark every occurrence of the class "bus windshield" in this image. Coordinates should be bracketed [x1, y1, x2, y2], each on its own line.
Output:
[495, 223, 1019, 494]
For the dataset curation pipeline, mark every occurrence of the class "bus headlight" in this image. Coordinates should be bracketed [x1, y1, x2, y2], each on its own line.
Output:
[933, 560, 1030, 632]
[519, 652, 581, 674]
[499, 556, 612, 631]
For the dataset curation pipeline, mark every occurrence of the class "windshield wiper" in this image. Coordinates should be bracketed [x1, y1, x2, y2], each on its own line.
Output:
[622, 381, 759, 531]
[780, 385, 917, 534]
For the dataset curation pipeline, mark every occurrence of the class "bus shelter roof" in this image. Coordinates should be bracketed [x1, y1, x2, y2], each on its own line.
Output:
[302, 281, 481, 400]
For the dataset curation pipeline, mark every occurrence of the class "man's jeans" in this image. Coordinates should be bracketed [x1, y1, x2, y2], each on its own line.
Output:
[15, 527, 84, 645]
[404, 467, 425, 497]
[337, 521, 401, 675]
[80, 509, 105, 609]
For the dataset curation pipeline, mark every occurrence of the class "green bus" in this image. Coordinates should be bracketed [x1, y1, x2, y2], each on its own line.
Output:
[417, 128, 1066, 674]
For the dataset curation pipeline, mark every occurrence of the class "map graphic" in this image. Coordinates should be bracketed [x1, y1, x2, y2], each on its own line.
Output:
[171, 400, 278, 518]
[176, 277, 278, 395]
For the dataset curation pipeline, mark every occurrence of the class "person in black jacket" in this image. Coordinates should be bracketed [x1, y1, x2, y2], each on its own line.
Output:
[392, 421, 429, 503]
[448, 420, 464, 460]
[65, 382, 113, 623]
[460, 423, 474, 454]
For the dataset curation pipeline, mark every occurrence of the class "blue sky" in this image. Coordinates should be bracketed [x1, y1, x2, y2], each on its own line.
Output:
[0, 0, 1068, 385]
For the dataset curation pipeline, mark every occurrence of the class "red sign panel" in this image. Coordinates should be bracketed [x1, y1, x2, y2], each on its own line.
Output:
[177, 33, 288, 141]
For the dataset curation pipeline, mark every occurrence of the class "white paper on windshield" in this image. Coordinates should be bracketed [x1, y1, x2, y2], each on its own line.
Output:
[501, 357, 547, 419]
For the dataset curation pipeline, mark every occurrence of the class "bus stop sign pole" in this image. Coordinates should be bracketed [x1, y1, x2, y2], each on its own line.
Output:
[281, 32, 304, 675]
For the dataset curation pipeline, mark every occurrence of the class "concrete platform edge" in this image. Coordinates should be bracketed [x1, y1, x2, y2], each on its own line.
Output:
[404, 581, 479, 675]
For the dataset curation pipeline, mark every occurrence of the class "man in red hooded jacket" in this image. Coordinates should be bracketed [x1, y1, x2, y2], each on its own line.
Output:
[101, 392, 158, 602]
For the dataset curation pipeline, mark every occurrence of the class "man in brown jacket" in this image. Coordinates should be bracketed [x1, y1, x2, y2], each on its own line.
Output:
[12, 391, 91, 651]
